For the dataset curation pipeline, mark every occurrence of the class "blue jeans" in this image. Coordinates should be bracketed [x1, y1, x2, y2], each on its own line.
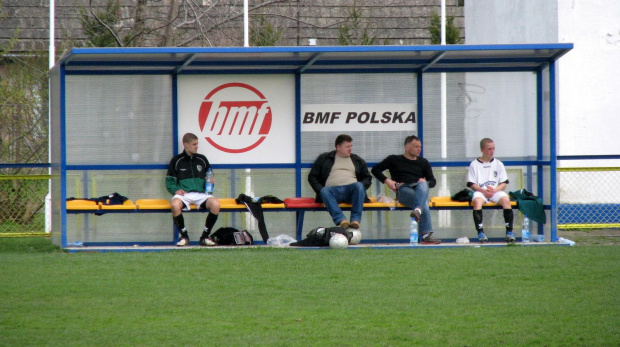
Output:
[320, 182, 365, 225]
[397, 181, 432, 234]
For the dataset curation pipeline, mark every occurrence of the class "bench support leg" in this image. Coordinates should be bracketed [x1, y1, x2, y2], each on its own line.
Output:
[295, 211, 305, 241]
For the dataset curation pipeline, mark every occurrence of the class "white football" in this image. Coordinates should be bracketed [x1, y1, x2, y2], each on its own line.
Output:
[329, 233, 349, 249]
[349, 229, 362, 245]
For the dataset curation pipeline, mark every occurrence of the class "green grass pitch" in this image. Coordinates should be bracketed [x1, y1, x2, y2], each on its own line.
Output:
[0, 238, 619, 346]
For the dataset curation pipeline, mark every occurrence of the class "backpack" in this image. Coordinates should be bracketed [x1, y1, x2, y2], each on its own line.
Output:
[210, 227, 254, 245]
[290, 226, 351, 247]
[451, 189, 473, 202]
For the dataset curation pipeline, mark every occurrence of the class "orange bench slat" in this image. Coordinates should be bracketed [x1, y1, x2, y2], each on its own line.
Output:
[66, 200, 100, 210]
[100, 200, 137, 210]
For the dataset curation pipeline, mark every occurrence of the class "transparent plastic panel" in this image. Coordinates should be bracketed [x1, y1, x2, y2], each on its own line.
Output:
[421, 72, 537, 161]
[542, 67, 551, 159]
[422, 73, 467, 160]
[301, 73, 418, 163]
[50, 68, 62, 246]
[65, 75, 173, 165]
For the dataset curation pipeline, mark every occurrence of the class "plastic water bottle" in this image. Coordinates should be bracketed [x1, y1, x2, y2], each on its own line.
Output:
[522, 215, 530, 243]
[409, 218, 418, 246]
[558, 237, 576, 246]
[205, 168, 214, 195]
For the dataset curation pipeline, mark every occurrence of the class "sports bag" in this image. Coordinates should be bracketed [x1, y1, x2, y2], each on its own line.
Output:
[210, 227, 254, 245]
[66, 192, 128, 205]
[451, 189, 473, 202]
[290, 226, 351, 247]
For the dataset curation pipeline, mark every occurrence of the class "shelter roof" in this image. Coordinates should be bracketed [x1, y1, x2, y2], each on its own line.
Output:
[57, 44, 573, 74]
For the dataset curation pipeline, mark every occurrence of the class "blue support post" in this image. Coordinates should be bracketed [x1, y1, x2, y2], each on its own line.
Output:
[536, 68, 544, 239]
[171, 74, 179, 243]
[296, 211, 305, 241]
[295, 73, 302, 197]
[294, 73, 303, 240]
[417, 72, 424, 153]
[549, 62, 558, 242]
[60, 64, 67, 248]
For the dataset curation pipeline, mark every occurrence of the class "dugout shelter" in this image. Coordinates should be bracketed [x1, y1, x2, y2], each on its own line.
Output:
[49, 44, 573, 248]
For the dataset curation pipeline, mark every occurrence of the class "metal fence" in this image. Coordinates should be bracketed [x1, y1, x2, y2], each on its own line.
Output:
[558, 167, 620, 229]
[1, 102, 50, 236]
[0, 175, 49, 235]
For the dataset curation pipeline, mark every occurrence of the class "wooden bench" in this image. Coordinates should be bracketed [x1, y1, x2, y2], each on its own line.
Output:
[66, 196, 521, 242]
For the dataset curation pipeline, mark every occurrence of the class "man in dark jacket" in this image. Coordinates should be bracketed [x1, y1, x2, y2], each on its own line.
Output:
[308, 134, 372, 230]
[166, 133, 220, 247]
[372, 135, 440, 244]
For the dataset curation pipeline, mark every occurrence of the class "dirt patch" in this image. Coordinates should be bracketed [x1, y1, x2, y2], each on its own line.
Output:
[557, 229, 620, 246]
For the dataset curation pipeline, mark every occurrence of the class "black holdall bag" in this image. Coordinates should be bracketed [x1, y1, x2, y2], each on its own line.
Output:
[210, 227, 253, 246]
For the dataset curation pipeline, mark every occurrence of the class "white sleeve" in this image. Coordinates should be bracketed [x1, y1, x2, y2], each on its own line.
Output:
[467, 161, 477, 185]
[497, 161, 508, 183]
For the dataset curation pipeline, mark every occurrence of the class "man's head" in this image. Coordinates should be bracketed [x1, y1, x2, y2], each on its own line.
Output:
[404, 135, 421, 159]
[182, 133, 199, 156]
[335, 134, 353, 158]
[479, 138, 495, 160]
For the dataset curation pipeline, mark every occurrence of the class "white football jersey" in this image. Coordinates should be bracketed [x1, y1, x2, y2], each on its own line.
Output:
[467, 158, 508, 188]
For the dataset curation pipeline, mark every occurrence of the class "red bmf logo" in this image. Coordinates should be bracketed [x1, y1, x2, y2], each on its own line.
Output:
[198, 83, 272, 153]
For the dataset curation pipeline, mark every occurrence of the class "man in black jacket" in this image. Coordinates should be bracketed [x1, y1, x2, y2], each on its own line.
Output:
[372, 135, 440, 244]
[308, 134, 372, 230]
[166, 133, 220, 247]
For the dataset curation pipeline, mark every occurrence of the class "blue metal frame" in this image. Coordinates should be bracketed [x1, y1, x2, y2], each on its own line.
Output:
[536, 68, 545, 240]
[59, 44, 573, 76]
[59, 63, 67, 248]
[51, 44, 573, 247]
[417, 72, 424, 153]
[549, 62, 558, 242]
[294, 72, 303, 197]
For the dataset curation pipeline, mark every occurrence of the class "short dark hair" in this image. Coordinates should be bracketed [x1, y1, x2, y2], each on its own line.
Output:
[182, 133, 198, 144]
[480, 138, 494, 149]
[335, 134, 353, 147]
[404, 135, 420, 146]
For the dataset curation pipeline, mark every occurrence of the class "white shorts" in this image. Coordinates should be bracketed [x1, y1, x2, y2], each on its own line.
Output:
[172, 192, 213, 211]
[472, 190, 508, 204]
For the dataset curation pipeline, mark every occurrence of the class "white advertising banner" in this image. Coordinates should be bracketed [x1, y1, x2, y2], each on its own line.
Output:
[301, 103, 417, 132]
[178, 75, 295, 164]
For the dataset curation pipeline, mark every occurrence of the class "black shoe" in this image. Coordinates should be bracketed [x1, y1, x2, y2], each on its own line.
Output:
[421, 232, 441, 244]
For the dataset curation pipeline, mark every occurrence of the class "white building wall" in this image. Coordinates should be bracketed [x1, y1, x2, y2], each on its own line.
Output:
[556, 0, 620, 160]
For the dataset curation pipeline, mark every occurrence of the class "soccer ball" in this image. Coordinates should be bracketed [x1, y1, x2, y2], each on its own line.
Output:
[349, 229, 362, 245]
[329, 233, 349, 249]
